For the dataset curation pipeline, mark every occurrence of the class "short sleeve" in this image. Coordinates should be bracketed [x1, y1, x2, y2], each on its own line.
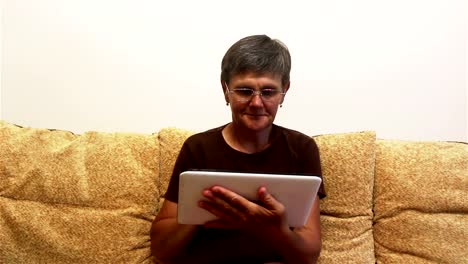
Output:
[304, 137, 326, 198]
[163, 141, 194, 203]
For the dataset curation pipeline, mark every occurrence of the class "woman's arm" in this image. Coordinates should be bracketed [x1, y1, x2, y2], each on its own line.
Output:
[150, 200, 199, 263]
[272, 198, 322, 264]
[201, 186, 322, 264]
[151, 199, 277, 264]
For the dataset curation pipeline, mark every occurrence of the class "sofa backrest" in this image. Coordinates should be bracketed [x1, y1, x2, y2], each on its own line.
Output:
[373, 139, 468, 263]
[1, 120, 466, 263]
[0, 121, 159, 263]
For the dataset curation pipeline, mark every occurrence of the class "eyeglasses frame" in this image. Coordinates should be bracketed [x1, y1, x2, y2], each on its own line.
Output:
[224, 82, 286, 103]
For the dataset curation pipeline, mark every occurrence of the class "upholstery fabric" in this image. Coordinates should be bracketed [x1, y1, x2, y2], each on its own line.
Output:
[374, 139, 468, 263]
[0, 121, 159, 263]
[158, 128, 377, 264]
[158, 127, 195, 209]
[314, 131, 376, 264]
[5, 119, 464, 264]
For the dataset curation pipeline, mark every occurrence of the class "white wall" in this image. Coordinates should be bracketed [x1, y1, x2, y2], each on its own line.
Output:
[2, 0, 467, 141]
[0, 0, 3, 119]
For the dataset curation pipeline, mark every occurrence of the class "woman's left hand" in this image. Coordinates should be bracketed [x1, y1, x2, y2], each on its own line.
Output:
[199, 186, 290, 237]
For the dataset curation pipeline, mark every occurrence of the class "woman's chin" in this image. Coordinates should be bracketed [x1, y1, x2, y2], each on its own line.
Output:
[241, 117, 272, 132]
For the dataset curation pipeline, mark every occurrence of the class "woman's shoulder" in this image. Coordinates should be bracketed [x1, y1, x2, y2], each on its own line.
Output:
[274, 125, 319, 152]
[275, 125, 315, 142]
[183, 124, 227, 146]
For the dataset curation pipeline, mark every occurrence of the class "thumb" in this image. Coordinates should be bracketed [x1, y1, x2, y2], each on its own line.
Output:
[258, 187, 281, 210]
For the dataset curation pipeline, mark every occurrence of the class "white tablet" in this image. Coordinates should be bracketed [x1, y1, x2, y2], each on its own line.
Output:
[178, 170, 322, 227]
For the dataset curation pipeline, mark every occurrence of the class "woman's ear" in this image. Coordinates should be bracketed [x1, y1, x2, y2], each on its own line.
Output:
[280, 81, 290, 104]
[283, 81, 290, 93]
[221, 80, 230, 105]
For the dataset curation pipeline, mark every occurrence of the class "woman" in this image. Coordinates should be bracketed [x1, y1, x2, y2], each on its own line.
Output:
[151, 35, 325, 264]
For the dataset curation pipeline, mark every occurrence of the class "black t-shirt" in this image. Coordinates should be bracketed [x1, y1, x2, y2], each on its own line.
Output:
[163, 124, 325, 263]
[165, 124, 325, 201]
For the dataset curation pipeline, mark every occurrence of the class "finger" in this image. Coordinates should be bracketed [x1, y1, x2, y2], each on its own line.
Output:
[199, 199, 234, 220]
[199, 195, 245, 224]
[211, 186, 251, 212]
[258, 187, 283, 211]
[202, 189, 232, 211]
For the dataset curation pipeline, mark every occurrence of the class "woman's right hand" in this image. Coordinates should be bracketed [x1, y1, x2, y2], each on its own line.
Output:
[199, 186, 291, 240]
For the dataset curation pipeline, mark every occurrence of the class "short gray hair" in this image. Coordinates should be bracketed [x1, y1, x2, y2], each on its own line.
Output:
[221, 35, 291, 87]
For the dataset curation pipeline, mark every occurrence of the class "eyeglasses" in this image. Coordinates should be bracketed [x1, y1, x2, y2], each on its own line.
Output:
[225, 83, 285, 103]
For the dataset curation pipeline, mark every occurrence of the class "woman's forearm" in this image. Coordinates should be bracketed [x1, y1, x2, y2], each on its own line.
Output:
[150, 218, 199, 263]
[272, 228, 321, 264]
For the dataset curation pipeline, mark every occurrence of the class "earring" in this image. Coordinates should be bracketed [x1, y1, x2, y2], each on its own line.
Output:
[280, 104, 283, 108]
[226, 102, 229, 106]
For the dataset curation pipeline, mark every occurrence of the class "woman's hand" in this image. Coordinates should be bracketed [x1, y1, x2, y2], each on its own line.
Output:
[199, 186, 322, 264]
[198, 186, 290, 237]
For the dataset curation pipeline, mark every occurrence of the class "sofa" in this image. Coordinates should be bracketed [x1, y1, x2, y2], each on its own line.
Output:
[0, 120, 466, 264]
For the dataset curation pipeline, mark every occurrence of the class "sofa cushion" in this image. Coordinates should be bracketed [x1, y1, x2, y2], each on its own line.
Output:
[374, 139, 468, 263]
[314, 131, 376, 264]
[159, 128, 377, 264]
[158, 127, 196, 209]
[0, 121, 159, 263]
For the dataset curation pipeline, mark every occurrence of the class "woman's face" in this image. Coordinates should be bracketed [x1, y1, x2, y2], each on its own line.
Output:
[224, 72, 289, 133]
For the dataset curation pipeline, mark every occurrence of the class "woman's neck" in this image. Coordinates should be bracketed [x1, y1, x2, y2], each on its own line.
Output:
[222, 123, 273, 154]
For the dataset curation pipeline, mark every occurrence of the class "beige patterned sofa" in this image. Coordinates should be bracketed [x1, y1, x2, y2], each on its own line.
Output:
[1, 120, 467, 263]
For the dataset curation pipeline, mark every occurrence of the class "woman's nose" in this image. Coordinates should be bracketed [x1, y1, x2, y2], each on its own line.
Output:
[249, 93, 264, 106]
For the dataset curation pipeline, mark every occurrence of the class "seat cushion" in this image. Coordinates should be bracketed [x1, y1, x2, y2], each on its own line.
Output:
[0, 121, 159, 263]
[374, 139, 468, 263]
